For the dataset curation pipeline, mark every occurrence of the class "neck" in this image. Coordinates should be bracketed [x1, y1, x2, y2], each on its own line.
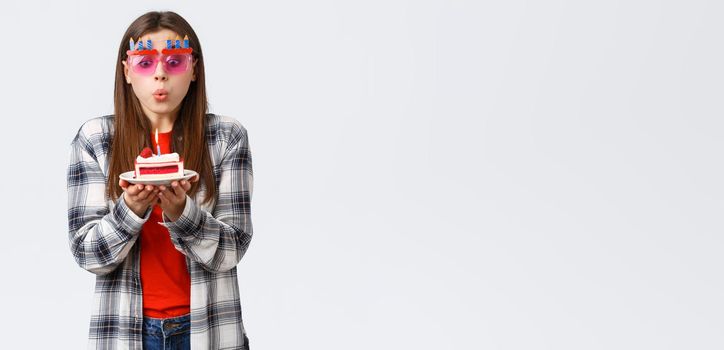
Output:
[141, 105, 180, 133]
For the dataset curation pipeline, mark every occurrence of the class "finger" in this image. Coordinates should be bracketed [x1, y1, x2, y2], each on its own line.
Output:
[136, 185, 154, 200]
[171, 181, 186, 200]
[119, 179, 129, 189]
[181, 180, 192, 192]
[158, 189, 172, 207]
[191, 175, 200, 183]
[158, 186, 173, 202]
[144, 189, 160, 205]
[125, 183, 143, 196]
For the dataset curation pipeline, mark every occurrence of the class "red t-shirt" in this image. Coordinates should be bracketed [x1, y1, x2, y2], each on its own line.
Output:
[140, 130, 191, 318]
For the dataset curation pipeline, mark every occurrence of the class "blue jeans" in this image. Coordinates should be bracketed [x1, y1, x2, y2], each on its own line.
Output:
[142, 313, 190, 350]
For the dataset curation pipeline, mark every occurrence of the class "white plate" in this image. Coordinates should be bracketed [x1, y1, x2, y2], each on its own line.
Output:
[119, 169, 199, 186]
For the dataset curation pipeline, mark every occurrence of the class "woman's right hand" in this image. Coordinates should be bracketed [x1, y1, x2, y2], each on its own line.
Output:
[119, 179, 160, 217]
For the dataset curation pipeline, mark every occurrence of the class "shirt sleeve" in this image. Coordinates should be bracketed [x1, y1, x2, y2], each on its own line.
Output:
[66, 127, 151, 276]
[160, 125, 254, 273]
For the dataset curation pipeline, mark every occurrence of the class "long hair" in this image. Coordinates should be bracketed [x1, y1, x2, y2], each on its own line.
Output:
[106, 11, 216, 205]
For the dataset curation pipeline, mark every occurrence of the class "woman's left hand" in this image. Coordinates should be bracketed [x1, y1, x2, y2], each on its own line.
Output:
[158, 177, 198, 221]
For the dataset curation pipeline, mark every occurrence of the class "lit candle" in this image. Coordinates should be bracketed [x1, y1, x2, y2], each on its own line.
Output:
[137, 37, 143, 50]
[155, 128, 161, 156]
[129, 37, 135, 51]
[166, 37, 172, 49]
[183, 35, 189, 48]
[175, 35, 181, 49]
[146, 39, 152, 50]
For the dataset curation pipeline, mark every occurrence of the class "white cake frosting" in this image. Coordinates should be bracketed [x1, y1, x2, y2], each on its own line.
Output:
[136, 152, 180, 163]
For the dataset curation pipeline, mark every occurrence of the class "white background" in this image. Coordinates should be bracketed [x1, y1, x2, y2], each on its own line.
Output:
[0, 1, 721, 349]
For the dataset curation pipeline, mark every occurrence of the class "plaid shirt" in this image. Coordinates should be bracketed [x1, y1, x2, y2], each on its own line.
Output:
[67, 114, 253, 349]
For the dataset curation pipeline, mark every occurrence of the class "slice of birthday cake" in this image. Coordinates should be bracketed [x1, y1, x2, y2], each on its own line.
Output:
[134, 147, 185, 179]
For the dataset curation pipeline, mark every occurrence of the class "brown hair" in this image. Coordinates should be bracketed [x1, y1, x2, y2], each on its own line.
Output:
[106, 11, 216, 205]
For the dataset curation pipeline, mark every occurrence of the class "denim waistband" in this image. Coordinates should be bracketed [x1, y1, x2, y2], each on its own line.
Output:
[142, 313, 190, 337]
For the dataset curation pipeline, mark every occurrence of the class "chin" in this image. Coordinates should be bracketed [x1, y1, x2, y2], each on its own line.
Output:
[145, 101, 181, 113]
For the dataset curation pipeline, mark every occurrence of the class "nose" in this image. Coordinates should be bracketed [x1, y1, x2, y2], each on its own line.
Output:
[153, 60, 168, 81]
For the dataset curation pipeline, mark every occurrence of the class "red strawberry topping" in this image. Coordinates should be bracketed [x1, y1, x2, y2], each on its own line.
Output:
[140, 147, 153, 158]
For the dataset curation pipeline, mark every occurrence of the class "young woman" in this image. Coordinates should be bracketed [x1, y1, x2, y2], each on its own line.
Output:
[66, 11, 253, 350]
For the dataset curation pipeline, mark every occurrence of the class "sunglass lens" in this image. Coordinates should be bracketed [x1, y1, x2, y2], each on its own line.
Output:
[130, 55, 158, 75]
[163, 55, 190, 74]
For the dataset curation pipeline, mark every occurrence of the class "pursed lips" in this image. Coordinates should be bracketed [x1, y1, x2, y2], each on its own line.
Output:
[152, 88, 168, 101]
